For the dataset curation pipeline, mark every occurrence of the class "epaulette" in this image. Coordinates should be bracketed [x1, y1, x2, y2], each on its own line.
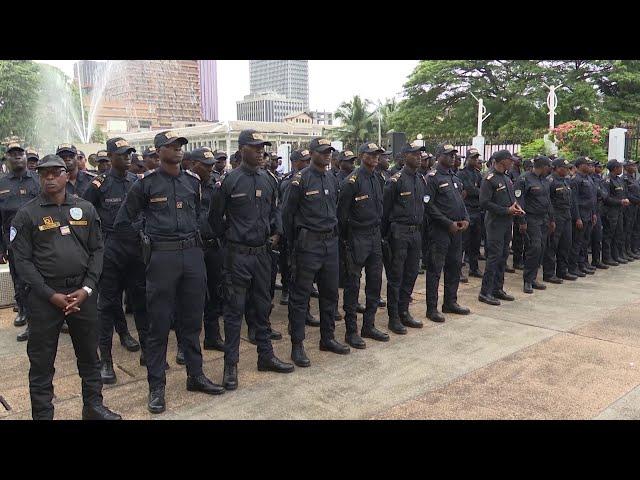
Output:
[91, 174, 106, 188]
[185, 169, 201, 181]
[427, 171, 436, 176]
[83, 170, 97, 178]
[390, 172, 402, 182]
[291, 171, 303, 186]
[348, 173, 357, 183]
[267, 169, 278, 181]
[487, 173, 494, 180]
[143, 168, 158, 178]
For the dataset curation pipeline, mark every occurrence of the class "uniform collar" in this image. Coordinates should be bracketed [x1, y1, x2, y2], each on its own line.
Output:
[107, 168, 130, 180]
[436, 164, 451, 175]
[39, 192, 74, 206]
[8, 170, 31, 180]
[310, 166, 326, 177]
[358, 166, 374, 178]
[240, 164, 259, 176]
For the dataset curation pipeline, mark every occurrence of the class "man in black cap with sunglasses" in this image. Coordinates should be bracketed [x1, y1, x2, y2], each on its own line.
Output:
[424, 143, 471, 322]
[11, 154, 121, 420]
[457, 147, 484, 278]
[115, 130, 225, 414]
[56, 144, 95, 197]
[337, 142, 389, 349]
[83, 137, 146, 384]
[382, 140, 428, 333]
[0, 142, 40, 342]
[209, 130, 294, 390]
[283, 137, 351, 367]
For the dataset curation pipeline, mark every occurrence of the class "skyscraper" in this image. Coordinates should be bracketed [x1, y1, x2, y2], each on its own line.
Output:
[249, 60, 309, 111]
[199, 60, 219, 122]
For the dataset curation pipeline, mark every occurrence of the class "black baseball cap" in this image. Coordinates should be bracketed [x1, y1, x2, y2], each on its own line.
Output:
[56, 143, 77, 155]
[269, 152, 282, 160]
[77, 150, 86, 157]
[551, 157, 571, 168]
[36, 154, 67, 170]
[381, 149, 393, 156]
[143, 146, 158, 157]
[493, 150, 514, 162]
[96, 150, 110, 162]
[290, 149, 311, 163]
[309, 137, 335, 153]
[214, 150, 228, 160]
[358, 142, 384, 154]
[183, 151, 192, 162]
[25, 148, 39, 160]
[154, 130, 188, 149]
[6, 142, 24, 153]
[607, 159, 623, 170]
[238, 129, 272, 147]
[624, 159, 638, 166]
[435, 143, 458, 156]
[401, 140, 427, 154]
[339, 150, 358, 161]
[131, 153, 144, 165]
[191, 148, 216, 166]
[467, 147, 481, 158]
[106, 137, 136, 155]
[574, 157, 590, 167]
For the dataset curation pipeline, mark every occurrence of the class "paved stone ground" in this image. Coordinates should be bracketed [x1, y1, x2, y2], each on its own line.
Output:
[2, 257, 640, 420]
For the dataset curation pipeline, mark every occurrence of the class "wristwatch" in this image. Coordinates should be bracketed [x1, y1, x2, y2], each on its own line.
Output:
[82, 286, 93, 297]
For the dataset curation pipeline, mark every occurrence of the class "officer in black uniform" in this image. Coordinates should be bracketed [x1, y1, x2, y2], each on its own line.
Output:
[188, 148, 225, 352]
[336, 150, 357, 184]
[0, 142, 40, 342]
[542, 158, 577, 284]
[96, 150, 112, 175]
[457, 147, 484, 277]
[337, 142, 389, 349]
[568, 157, 598, 275]
[417, 152, 432, 275]
[389, 153, 404, 175]
[142, 146, 160, 171]
[478, 150, 522, 305]
[283, 137, 351, 367]
[56, 144, 95, 197]
[83, 137, 147, 384]
[209, 130, 294, 389]
[115, 130, 225, 414]
[622, 160, 640, 259]
[25, 148, 39, 172]
[601, 159, 630, 266]
[377, 149, 393, 185]
[508, 154, 524, 271]
[382, 141, 428, 333]
[424, 143, 471, 322]
[515, 156, 554, 294]
[129, 152, 147, 175]
[10, 154, 121, 420]
[213, 150, 227, 180]
[590, 162, 608, 269]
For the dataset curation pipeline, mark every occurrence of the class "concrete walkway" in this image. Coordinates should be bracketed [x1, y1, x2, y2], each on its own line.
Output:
[2, 259, 640, 420]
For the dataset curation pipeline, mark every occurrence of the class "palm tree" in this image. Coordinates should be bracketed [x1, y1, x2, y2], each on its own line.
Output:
[333, 95, 376, 150]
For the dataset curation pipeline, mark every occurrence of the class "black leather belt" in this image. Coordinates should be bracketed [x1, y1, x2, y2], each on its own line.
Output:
[306, 230, 337, 240]
[202, 238, 220, 249]
[227, 242, 268, 254]
[45, 275, 84, 288]
[151, 237, 198, 251]
[394, 224, 419, 232]
[351, 225, 380, 235]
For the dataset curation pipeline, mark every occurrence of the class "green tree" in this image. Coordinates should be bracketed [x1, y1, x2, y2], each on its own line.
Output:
[333, 95, 376, 150]
[0, 60, 40, 142]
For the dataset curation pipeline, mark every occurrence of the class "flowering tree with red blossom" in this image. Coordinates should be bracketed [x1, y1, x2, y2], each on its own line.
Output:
[552, 120, 607, 162]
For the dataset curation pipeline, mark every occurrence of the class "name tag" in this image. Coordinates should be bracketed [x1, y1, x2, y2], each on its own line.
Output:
[150, 197, 168, 203]
[496, 185, 506, 191]
[69, 220, 88, 226]
[231, 193, 247, 198]
[355, 195, 369, 201]
[38, 221, 61, 231]
[531, 186, 541, 190]
[0, 189, 10, 194]
[60, 225, 71, 235]
[306, 190, 319, 196]
[438, 183, 449, 188]
[400, 191, 412, 196]
[615, 187, 623, 191]
[104, 197, 122, 203]
[556, 187, 565, 191]
[20, 189, 26, 195]
[256, 189, 262, 198]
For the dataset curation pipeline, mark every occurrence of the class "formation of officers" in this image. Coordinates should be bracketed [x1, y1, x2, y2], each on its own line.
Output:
[2, 130, 639, 420]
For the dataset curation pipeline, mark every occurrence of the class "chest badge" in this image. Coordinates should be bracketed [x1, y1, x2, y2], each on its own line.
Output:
[69, 207, 83, 220]
[515, 189, 522, 198]
[9, 226, 17, 242]
[20, 189, 27, 195]
[176, 201, 183, 209]
[60, 225, 71, 236]
[324, 189, 329, 195]
[256, 189, 262, 198]
[424, 195, 431, 203]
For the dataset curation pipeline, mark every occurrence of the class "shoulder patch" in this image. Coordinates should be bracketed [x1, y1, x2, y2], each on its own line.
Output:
[428, 171, 436, 177]
[291, 171, 302, 186]
[390, 172, 401, 182]
[487, 173, 494, 180]
[349, 174, 357, 183]
[143, 169, 158, 178]
[83, 170, 97, 178]
[185, 169, 201, 181]
[91, 174, 106, 188]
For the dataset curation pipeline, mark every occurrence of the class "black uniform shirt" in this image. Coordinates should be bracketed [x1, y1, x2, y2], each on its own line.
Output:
[602, 174, 627, 207]
[516, 171, 553, 223]
[382, 166, 427, 237]
[570, 172, 598, 220]
[199, 177, 216, 240]
[457, 164, 483, 214]
[591, 173, 605, 206]
[424, 164, 469, 228]
[114, 167, 201, 242]
[623, 174, 640, 205]
[337, 166, 383, 234]
[66, 170, 95, 197]
[0, 170, 40, 251]
[479, 168, 516, 218]
[209, 164, 281, 246]
[548, 173, 578, 219]
[282, 165, 339, 242]
[82, 169, 140, 235]
[10, 193, 103, 300]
